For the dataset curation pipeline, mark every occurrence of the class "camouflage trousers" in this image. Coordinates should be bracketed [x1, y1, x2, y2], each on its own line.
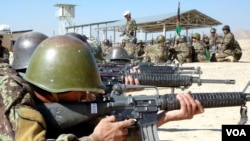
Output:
[215, 53, 236, 62]
[197, 54, 208, 62]
[176, 54, 192, 64]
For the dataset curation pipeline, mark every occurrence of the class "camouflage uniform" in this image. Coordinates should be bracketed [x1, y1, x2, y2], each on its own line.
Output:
[0, 45, 10, 64]
[216, 32, 235, 62]
[143, 43, 168, 64]
[233, 40, 242, 61]
[134, 40, 145, 57]
[124, 19, 137, 38]
[0, 63, 94, 141]
[174, 42, 192, 64]
[192, 41, 207, 62]
[124, 42, 136, 57]
[102, 44, 112, 61]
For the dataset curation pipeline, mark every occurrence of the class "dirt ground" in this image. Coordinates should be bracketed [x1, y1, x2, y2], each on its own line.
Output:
[129, 39, 250, 141]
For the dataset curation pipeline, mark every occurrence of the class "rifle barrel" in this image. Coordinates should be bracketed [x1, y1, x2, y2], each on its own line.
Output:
[192, 77, 236, 85]
[128, 73, 235, 87]
[160, 92, 250, 111]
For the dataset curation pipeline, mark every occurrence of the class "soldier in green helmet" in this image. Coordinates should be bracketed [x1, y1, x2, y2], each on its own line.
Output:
[0, 35, 204, 141]
[168, 35, 192, 64]
[143, 35, 169, 64]
[191, 33, 208, 62]
[0, 35, 136, 141]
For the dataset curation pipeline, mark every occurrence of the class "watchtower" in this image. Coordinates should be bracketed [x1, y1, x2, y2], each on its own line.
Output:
[54, 4, 76, 35]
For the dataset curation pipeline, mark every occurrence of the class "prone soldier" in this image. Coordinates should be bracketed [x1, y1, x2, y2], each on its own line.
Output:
[0, 35, 204, 141]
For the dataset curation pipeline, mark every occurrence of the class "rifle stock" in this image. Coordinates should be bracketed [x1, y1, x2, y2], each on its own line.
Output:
[37, 82, 250, 141]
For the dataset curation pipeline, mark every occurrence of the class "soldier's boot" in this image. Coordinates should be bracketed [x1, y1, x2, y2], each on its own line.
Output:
[225, 56, 236, 62]
[216, 58, 225, 62]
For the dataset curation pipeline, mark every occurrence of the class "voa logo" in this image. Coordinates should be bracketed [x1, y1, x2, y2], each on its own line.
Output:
[226, 129, 246, 136]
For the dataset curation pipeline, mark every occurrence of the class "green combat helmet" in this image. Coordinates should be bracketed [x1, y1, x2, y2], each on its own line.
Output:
[192, 33, 201, 40]
[24, 35, 105, 93]
[156, 35, 166, 43]
[12, 31, 48, 70]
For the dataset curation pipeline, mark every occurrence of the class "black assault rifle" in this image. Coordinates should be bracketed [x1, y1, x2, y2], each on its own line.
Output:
[98, 63, 235, 93]
[37, 82, 250, 141]
[98, 62, 201, 74]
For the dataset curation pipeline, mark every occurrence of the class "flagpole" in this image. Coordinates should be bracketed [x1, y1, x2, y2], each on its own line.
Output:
[175, 1, 181, 46]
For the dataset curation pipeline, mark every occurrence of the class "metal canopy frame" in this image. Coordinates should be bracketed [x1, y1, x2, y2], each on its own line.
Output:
[137, 9, 222, 33]
[66, 9, 222, 41]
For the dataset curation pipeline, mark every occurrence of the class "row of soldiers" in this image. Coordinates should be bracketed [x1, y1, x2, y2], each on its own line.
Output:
[99, 25, 242, 65]
[0, 25, 242, 66]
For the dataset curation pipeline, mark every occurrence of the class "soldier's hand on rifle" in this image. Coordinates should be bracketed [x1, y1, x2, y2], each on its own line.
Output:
[129, 65, 141, 73]
[125, 65, 141, 85]
[89, 115, 136, 141]
[156, 91, 204, 127]
[124, 65, 143, 92]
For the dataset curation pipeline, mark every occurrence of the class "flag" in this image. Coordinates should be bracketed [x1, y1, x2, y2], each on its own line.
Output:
[205, 48, 211, 61]
[176, 2, 181, 37]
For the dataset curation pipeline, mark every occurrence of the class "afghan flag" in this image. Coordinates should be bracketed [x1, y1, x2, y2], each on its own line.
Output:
[176, 2, 181, 37]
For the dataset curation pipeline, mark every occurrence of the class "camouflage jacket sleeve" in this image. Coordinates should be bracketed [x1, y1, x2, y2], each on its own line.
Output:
[193, 41, 206, 54]
[0, 64, 92, 141]
[0, 64, 46, 141]
[178, 43, 190, 57]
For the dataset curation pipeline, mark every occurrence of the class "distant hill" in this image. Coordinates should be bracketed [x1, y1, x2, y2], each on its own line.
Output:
[233, 29, 250, 39]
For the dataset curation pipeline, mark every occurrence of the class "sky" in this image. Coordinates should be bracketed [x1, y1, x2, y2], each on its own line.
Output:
[1, 0, 250, 40]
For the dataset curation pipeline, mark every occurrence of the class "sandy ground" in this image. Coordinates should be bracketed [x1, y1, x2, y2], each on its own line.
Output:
[128, 39, 250, 141]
